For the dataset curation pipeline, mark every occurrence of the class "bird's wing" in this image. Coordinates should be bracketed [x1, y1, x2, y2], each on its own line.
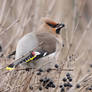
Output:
[6, 50, 48, 70]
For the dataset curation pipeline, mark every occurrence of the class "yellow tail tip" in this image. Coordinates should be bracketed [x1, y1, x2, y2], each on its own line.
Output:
[6, 67, 15, 71]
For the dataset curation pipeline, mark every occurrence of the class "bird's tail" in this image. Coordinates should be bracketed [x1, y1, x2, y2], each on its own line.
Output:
[6, 63, 15, 70]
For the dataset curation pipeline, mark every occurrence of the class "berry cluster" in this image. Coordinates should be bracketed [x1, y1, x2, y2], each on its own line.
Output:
[36, 64, 59, 75]
[39, 77, 55, 90]
[60, 73, 73, 92]
[36, 68, 44, 75]
[29, 64, 73, 91]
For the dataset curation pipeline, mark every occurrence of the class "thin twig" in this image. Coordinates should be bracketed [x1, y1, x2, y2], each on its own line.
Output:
[0, 0, 7, 23]
[74, 19, 92, 54]
[70, 0, 77, 44]
[0, 18, 20, 36]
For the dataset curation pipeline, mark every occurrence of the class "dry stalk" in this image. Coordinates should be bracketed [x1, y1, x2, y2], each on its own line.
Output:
[74, 18, 92, 54]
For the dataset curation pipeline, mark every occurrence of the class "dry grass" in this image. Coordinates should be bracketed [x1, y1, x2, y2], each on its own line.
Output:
[0, 0, 92, 92]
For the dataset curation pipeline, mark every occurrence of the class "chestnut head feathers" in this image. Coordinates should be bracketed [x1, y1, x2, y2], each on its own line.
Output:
[41, 17, 65, 34]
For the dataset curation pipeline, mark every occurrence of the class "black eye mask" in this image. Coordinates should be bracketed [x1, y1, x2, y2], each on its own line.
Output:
[46, 22, 65, 28]
[46, 22, 65, 34]
[46, 22, 59, 28]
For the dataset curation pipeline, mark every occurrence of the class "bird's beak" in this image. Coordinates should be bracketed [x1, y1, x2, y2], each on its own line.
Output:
[56, 23, 65, 34]
[56, 23, 65, 29]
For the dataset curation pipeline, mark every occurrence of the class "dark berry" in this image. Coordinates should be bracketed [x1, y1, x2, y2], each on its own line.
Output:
[69, 83, 73, 87]
[67, 76, 71, 79]
[39, 78, 44, 82]
[29, 86, 33, 90]
[62, 77, 67, 82]
[62, 44, 64, 47]
[64, 83, 68, 87]
[43, 83, 45, 87]
[60, 85, 63, 88]
[46, 83, 50, 88]
[37, 72, 41, 75]
[45, 85, 49, 89]
[0, 45, 2, 52]
[43, 77, 50, 86]
[44, 77, 50, 82]
[67, 82, 72, 87]
[61, 87, 65, 92]
[39, 86, 42, 91]
[68, 78, 72, 82]
[48, 81, 54, 87]
[51, 84, 55, 88]
[90, 64, 92, 68]
[55, 64, 59, 68]
[69, 56, 71, 59]
[66, 73, 70, 77]
[38, 68, 43, 72]
[76, 84, 80, 88]
[47, 68, 52, 72]
[25, 68, 30, 71]
[49, 81, 53, 85]
[86, 87, 92, 90]
[0, 53, 3, 57]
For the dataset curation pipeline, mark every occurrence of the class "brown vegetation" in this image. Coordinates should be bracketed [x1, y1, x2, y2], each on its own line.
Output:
[0, 0, 92, 92]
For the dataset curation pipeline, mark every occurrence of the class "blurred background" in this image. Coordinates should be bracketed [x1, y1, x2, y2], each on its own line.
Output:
[0, 0, 92, 55]
[0, 0, 92, 92]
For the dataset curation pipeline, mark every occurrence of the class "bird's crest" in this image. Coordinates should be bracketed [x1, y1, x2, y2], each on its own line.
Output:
[41, 17, 65, 34]
[41, 17, 58, 28]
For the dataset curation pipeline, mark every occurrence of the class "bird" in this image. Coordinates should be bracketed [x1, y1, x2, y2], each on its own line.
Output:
[6, 17, 65, 70]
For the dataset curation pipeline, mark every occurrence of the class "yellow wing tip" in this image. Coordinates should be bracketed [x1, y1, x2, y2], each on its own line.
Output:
[26, 56, 36, 63]
[6, 67, 15, 71]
